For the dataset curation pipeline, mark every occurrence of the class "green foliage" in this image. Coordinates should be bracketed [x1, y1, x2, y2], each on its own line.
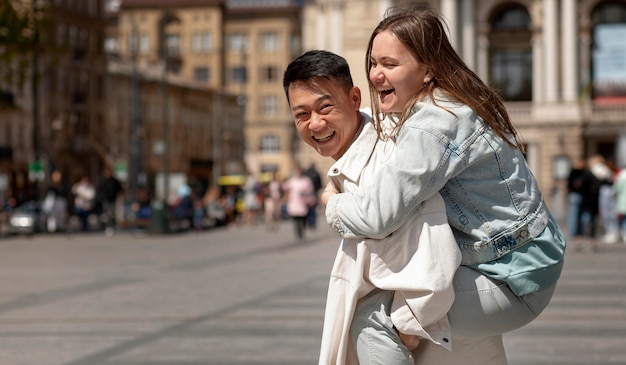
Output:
[0, 0, 39, 88]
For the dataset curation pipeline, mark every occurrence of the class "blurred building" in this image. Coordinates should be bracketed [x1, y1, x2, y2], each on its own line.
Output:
[109, 0, 302, 181]
[106, 60, 244, 201]
[0, 0, 108, 203]
[301, 0, 626, 217]
[3, 0, 626, 219]
[0, 0, 245, 204]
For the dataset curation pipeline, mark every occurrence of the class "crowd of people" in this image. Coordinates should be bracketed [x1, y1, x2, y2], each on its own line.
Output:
[0, 162, 326, 238]
[567, 154, 626, 249]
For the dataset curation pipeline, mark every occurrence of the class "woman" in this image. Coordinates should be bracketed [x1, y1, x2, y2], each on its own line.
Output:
[322, 7, 566, 363]
[283, 164, 314, 240]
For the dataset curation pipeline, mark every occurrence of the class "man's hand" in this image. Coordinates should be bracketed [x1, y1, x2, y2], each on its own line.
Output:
[397, 330, 420, 352]
[321, 181, 338, 205]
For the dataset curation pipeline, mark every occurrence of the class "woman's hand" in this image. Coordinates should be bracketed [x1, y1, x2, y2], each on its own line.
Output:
[321, 181, 338, 205]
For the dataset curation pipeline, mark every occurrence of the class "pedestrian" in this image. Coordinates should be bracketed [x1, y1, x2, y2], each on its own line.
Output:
[282, 164, 314, 240]
[612, 166, 626, 241]
[42, 170, 69, 233]
[284, 50, 467, 364]
[321, 7, 566, 364]
[303, 163, 322, 229]
[263, 171, 283, 231]
[566, 157, 587, 238]
[242, 172, 261, 226]
[96, 167, 123, 236]
[71, 175, 96, 232]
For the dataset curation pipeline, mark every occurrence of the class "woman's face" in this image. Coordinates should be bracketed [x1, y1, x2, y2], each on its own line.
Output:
[369, 30, 431, 113]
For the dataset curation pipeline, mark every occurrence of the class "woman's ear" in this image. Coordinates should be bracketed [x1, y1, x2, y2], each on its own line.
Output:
[423, 70, 433, 85]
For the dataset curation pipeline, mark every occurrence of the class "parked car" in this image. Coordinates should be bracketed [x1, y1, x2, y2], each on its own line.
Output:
[8, 201, 45, 235]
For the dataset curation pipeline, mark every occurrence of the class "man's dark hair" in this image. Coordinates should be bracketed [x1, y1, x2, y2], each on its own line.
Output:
[283, 50, 354, 102]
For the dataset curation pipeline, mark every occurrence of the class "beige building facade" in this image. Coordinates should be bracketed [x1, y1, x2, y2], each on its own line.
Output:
[113, 0, 302, 182]
[106, 60, 244, 200]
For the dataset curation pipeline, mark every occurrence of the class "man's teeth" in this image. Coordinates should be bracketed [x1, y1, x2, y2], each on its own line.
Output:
[313, 131, 334, 141]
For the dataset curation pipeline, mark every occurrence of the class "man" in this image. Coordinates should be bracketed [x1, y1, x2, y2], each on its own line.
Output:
[97, 167, 123, 236]
[283, 50, 465, 365]
[303, 162, 322, 228]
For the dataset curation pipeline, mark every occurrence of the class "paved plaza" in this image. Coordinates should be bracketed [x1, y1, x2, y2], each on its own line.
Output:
[0, 220, 624, 365]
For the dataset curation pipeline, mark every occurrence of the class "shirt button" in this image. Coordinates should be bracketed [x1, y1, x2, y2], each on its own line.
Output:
[332, 168, 339, 173]
[442, 337, 449, 343]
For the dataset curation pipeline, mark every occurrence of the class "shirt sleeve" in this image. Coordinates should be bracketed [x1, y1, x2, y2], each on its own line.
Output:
[325, 106, 460, 239]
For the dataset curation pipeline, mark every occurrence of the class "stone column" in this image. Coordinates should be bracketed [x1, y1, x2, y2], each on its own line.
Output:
[461, 0, 476, 70]
[441, 0, 458, 49]
[543, 0, 559, 102]
[561, 0, 578, 103]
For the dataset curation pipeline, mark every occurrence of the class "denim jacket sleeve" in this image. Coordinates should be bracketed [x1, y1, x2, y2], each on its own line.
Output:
[325, 100, 471, 239]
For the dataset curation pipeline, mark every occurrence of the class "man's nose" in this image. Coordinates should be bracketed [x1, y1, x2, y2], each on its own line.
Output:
[309, 113, 326, 131]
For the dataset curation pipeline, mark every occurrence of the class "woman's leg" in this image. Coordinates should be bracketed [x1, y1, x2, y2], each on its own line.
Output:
[447, 266, 556, 338]
[351, 289, 414, 365]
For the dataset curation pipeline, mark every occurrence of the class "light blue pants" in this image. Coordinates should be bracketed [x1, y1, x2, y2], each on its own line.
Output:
[351, 268, 556, 364]
[351, 289, 414, 365]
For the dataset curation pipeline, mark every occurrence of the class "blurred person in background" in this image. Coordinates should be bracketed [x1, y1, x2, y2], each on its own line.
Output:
[303, 163, 322, 229]
[43, 170, 69, 233]
[282, 164, 314, 240]
[264, 171, 283, 231]
[97, 167, 123, 236]
[567, 157, 587, 238]
[612, 165, 626, 242]
[72, 175, 96, 232]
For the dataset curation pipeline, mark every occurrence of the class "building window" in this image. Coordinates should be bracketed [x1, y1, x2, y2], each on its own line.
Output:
[194, 67, 210, 82]
[230, 66, 247, 84]
[591, 3, 626, 104]
[259, 65, 279, 83]
[259, 32, 279, 52]
[192, 31, 213, 53]
[129, 31, 138, 54]
[488, 5, 532, 101]
[104, 35, 117, 53]
[491, 50, 532, 101]
[165, 33, 180, 56]
[260, 134, 280, 153]
[260, 95, 278, 117]
[228, 33, 249, 52]
[139, 33, 149, 54]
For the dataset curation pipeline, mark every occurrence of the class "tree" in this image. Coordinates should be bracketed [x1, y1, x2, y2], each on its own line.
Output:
[0, 0, 36, 92]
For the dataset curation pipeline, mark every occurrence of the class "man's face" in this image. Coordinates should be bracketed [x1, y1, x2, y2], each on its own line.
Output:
[288, 80, 362, 160]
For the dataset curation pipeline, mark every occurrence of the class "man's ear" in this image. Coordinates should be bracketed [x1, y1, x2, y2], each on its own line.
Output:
[350, 86, 362, 109]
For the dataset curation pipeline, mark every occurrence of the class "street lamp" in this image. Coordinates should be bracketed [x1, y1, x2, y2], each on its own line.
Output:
[149, 11, 171, 233]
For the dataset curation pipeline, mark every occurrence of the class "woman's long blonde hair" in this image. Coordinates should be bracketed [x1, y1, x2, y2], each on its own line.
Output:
[366, 7, 523, 150]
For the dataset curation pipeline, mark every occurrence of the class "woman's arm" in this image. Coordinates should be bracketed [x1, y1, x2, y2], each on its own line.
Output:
[325, 106, 463, 239]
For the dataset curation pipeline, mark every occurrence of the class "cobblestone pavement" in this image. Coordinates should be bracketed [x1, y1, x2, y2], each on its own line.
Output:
[0, 222, 624, 364]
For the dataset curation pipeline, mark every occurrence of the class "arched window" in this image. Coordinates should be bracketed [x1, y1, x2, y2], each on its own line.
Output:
[591, 2, 626, 104]
[488, 4, 532, 101]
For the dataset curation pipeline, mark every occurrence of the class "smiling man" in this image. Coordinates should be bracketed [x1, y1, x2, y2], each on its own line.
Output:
[282, 50, 363, 161]
[283, 50, 461, 365]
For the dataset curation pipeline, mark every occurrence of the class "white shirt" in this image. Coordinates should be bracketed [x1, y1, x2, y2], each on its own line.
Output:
[318, 114, 461, 365]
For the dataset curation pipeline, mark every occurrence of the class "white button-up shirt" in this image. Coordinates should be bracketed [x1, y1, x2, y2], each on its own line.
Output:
[318, 113, 461, 365]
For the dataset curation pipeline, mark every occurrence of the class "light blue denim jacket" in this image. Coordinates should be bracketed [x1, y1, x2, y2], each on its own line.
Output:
[326, 96, 557, 267]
